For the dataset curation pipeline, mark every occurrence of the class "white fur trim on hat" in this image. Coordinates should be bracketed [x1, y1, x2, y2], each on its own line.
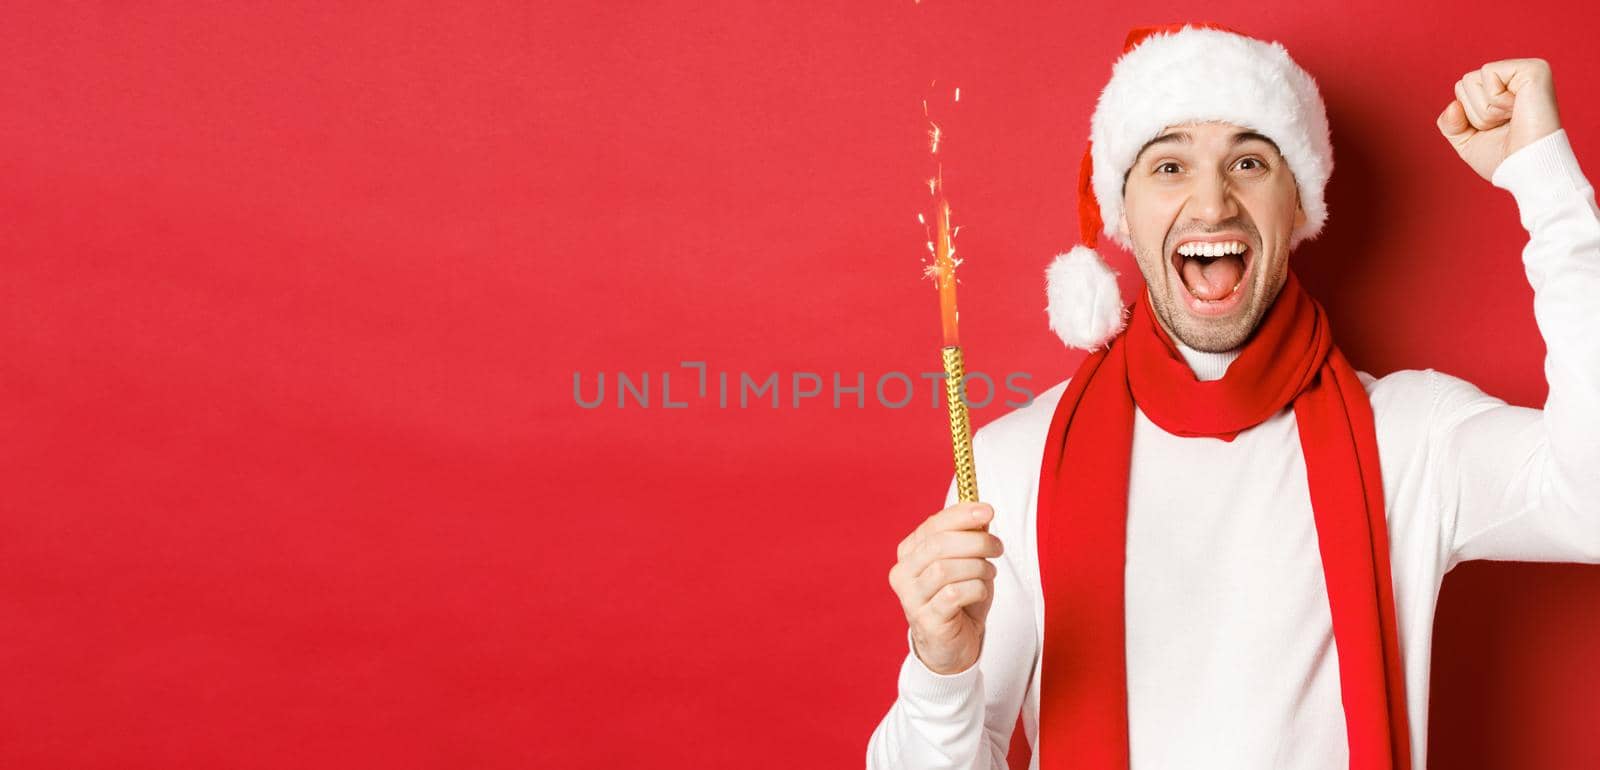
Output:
[1090, 25, 1333, 252]
[1046, 245, 1127, 351]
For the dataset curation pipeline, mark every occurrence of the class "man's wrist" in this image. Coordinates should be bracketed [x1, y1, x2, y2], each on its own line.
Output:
[1490, 128, 1593, 227]
[900, 628, 981, 699]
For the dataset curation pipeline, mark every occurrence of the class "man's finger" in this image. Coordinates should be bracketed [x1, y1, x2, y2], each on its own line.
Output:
[920, 578, 990, 622]
[1467, 71, 1507, 129]
[1437, 100, 1471, 140]
[898, 502, 991, 560]
[1478, 64, 1516, 113]
[919, 501, 994, 538]
[1464, 72, 1511, 132]
[1480, 57, 1550, 99]
[899, 529, 1005, 578]
[909, 557, 996, 608]
[1452, 78, 1484, 129]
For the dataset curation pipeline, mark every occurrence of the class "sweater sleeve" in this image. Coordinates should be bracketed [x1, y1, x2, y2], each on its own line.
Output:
[1432, 128, 1600, 569]
[866, 431, 1035, 769]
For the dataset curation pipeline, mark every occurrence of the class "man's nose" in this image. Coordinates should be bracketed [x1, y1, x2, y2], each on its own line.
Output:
[1188, 170, 1239, 224]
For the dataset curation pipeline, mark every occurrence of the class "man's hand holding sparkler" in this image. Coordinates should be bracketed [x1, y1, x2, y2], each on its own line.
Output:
[889, 502, 1004, 675]
[1437, 57, 1563, 182]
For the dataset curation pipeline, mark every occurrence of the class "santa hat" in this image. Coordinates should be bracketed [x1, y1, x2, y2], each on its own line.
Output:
[1046, 22, 1334, 350]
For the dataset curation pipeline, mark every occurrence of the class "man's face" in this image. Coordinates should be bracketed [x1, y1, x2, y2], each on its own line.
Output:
[1118, 120, 1307, 352]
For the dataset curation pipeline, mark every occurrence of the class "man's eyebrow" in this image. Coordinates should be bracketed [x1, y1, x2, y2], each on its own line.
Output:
[1131, 129, 1281, 166]
[1133, 130, 1191, 162]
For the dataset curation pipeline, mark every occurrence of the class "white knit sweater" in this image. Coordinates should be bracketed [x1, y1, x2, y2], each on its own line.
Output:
[866, 128, 1600, 770]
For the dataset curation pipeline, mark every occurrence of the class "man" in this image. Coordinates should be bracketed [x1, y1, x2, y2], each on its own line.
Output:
[866, 22, 1599, 770]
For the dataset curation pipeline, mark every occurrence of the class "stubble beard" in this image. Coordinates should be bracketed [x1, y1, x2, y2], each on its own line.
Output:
[1138, 241, 1285, 354]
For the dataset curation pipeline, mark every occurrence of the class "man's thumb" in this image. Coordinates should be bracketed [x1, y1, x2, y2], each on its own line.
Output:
[1437, 100, 1473, 140]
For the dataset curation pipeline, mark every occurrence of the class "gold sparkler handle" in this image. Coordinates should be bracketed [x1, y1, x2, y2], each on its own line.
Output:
[941, 345, 979, 504]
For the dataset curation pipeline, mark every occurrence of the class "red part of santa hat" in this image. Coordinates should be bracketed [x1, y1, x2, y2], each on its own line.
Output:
[1047, 22, 1334, 351]
[1075, 23, 1236, 253]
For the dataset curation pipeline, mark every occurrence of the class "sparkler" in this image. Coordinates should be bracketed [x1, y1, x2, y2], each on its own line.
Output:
[919, 83, 978, 505]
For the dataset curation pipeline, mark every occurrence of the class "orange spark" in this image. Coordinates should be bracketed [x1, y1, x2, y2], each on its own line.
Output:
[931, 197, 961, 346]
[917, 84, 965, 347]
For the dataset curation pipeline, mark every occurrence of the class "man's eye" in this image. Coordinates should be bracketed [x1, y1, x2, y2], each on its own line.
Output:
[1155, 162, 1180, 174]
[1237, 157, 1266, 171]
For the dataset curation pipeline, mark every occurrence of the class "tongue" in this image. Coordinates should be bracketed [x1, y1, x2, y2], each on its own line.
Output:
[1181, 254, 1245, 300]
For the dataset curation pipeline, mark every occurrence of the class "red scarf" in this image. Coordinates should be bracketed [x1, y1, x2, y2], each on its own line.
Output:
[1036, 271, 1411, 769]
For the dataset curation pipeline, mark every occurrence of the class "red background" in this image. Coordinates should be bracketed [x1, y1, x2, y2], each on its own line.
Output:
[3, 2, 1597, 768]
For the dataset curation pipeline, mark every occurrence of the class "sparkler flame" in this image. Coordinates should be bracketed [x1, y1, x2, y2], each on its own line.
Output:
[911, 7, 980, 505]
[916, 84, 965, 346]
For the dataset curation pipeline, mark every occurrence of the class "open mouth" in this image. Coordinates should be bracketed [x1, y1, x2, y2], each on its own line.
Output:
[1169, 240, 1252, 316]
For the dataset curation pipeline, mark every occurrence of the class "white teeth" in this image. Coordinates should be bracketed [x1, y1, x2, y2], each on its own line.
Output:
[1176, 240, 1247, 258]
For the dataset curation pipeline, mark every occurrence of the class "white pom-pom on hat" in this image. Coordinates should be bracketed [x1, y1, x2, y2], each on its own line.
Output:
[1046, 245, 1127, 351]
